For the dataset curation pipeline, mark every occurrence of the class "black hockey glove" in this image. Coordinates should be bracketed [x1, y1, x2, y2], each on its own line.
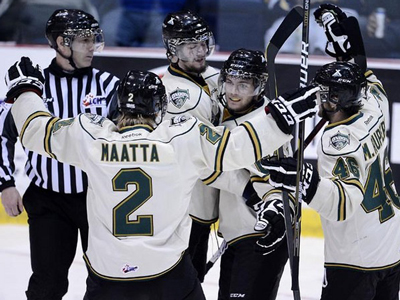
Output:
[242, 180, 264, 211]
[254, 199, 286, 255]
[314, 3, 347, 24]
[5, 57, 44, 103]
[267, 85, 319, 135]
[261, 157, 320, 204]
[313, 4, 353, 60]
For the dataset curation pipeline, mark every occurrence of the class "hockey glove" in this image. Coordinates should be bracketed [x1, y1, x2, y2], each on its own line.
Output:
[254, 199, 286, 255]
[5, 57, 44, 103]
[313, 4, 353, 60]
[267, 85, 319, 135]
[242, 180, 264, 211]
[261, 157, 320, 204]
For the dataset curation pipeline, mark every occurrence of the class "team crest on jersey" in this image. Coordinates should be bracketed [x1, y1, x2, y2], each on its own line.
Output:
[82, 93, 106, 107]
[85, 113, 106, 126]
[169, 88, 189, 109]
[122, 264, 138, 273]
[330, 131, 350, 151]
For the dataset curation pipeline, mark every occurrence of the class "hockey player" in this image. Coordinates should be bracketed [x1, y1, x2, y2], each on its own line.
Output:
[5, 57, 318, 300]
[264, 6, 400, 299]
[217, 48, 291, 300]
[161, 10, 222, 281]
[264, 59, 400, 300]
[0, 9, 119, 300]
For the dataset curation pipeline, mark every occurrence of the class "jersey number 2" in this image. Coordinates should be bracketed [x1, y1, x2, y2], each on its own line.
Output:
[112, 168, 153, 237]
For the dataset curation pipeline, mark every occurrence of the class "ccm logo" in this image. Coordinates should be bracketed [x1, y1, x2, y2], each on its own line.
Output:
[230, 293, 245, 298]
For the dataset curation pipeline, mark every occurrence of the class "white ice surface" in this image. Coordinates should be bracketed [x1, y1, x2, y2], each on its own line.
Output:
[0, 225, 325, 300]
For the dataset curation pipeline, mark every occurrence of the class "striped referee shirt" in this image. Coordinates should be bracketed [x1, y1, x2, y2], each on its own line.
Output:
[0, 59, 119, 194]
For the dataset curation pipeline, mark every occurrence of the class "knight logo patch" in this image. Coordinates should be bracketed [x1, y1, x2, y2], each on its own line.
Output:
[169, 88, 189, 109]
[330, 131, 350, 151]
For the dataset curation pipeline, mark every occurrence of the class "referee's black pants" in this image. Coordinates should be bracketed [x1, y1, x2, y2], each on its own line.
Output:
[23, 182, 88, 300]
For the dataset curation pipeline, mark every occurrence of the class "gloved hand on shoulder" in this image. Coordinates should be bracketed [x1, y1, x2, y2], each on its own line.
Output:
[266, 85, 319, 135]
[5, 57, 44, 103]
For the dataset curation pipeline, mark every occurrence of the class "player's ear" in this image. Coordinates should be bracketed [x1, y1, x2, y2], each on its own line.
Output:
[56, 36, 70, 55]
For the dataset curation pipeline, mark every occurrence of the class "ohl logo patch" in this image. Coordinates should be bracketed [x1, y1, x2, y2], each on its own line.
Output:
[83, 93, 106, 107]
[169, 88, 189, 109]
[122, 264, 138, 273]
[330, 131, 350, 151]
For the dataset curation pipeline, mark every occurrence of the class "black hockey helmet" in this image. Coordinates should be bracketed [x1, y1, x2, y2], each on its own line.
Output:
[162, 10, 215, 57]
[218, 48, 268, 107]
[46, 9, 104, 52]
[117, 70, 167, 122]
[313, 61, 366, 109]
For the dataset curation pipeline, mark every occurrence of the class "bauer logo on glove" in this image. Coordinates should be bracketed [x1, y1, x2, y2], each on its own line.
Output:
[5, 57, 45, 103]
[267, 85, 319, 135]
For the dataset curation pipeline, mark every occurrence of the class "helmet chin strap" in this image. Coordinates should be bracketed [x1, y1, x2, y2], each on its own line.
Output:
[56, 46, 78, 70]
[321, 103, 340, 121]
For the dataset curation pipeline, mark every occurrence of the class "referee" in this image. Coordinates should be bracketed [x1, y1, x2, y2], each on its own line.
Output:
[0, 9, 119, 300]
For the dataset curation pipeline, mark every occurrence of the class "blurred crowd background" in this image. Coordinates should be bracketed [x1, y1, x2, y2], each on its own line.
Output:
[0, 0, 399, 58]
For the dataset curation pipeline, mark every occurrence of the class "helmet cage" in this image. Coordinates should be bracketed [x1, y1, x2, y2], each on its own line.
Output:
[46, 9, 104, 52]
[218, 49, 268, 108]
[313, 61, 366, 110]
[162, 10, 215, 58]
[166, 31, 215, 57]
[62, 28, 104, 52]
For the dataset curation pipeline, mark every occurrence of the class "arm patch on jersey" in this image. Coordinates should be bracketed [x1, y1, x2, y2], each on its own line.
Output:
[83, 113, 106, 126]
[52, 118, 74, 134]
[169, 115, 191, 126]
[200, 123, 230, 185]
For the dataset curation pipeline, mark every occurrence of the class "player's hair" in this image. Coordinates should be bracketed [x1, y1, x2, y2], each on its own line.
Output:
[116, 113, 157, 130]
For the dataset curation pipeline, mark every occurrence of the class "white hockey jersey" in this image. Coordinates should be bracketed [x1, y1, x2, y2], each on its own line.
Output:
[162, 65, 223, 222]
[11, 92, 292, 280]
[310, 71, 400, 270]
[163, 65, 221, 125]
[219, 101, 289, 243]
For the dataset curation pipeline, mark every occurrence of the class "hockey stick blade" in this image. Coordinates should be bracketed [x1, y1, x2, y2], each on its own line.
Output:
[204, 240, 228, 275]
[343, 16, 367, 73]
[266, 6, 303, 98]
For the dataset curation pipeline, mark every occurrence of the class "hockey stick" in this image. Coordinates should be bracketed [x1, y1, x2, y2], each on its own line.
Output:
[203, 118, 326, 276]
[342, 16, 367, 73]
[204, 239, 228, 275]
[265, 7, 304, 300]
[291, 0, 311, 299]
[293, 118, 326, 157]
[266, 6, 304, 98]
